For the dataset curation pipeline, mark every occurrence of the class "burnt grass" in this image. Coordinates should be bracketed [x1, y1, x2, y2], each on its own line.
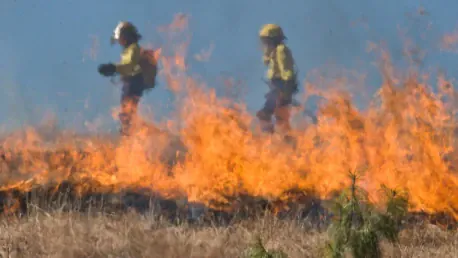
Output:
[0, 180, 456, 232]
[0, 181, 328, 227]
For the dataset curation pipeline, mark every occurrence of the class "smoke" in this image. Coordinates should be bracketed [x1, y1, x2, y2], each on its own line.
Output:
[1, 0, 457, 131]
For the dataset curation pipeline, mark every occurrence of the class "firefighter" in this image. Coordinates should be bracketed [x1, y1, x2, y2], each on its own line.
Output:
[257, 24, 298, 136]
[98, 21, 145, 136]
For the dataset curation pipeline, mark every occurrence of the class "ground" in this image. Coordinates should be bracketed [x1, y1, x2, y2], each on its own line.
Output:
[0, 208, 456, 258]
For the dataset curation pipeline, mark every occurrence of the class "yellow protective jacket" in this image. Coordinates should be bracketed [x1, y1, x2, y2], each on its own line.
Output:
[115, 43, 142, 78]
[263, 43, 296, 82]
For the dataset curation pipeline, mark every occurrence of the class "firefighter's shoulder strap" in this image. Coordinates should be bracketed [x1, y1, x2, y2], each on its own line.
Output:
[139, 47, 159, 90]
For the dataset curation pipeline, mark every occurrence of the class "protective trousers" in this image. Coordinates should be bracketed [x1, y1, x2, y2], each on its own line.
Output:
[256, 79, 293, 134]
[119, 74, 145, 136]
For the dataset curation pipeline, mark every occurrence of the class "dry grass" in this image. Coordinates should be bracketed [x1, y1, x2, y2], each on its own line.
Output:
[0, 207, 455, 258]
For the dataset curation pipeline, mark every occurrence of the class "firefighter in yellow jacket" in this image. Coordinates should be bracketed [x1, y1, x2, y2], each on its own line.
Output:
[98, 21, 145, 136]
[257, 24, 298, 135]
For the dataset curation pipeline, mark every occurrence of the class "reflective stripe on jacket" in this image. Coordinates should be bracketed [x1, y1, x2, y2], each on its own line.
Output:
[264, 43, 295, 82]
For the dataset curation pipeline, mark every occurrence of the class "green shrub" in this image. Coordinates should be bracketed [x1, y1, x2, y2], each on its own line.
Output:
[325, 172, 408, 258]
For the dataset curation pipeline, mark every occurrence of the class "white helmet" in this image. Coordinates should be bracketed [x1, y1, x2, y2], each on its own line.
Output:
[110, 21, 140, 45]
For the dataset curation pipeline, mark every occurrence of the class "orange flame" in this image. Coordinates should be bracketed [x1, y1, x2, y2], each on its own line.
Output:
[0, 14, 458, 219]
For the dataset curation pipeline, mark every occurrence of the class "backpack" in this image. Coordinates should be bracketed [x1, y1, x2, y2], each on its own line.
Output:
[139, 47, 159, 90]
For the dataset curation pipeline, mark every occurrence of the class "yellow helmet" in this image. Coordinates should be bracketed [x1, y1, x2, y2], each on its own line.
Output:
[259, 24, 286, 39]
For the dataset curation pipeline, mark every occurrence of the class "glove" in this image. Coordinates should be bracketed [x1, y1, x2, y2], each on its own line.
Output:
[98, 63, 117, 77]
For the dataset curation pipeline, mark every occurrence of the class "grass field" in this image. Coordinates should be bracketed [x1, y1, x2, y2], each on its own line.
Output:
[0, 204, 455, 258]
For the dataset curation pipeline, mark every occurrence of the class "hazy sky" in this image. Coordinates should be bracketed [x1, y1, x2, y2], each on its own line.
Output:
[1, 0, 457, 132]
